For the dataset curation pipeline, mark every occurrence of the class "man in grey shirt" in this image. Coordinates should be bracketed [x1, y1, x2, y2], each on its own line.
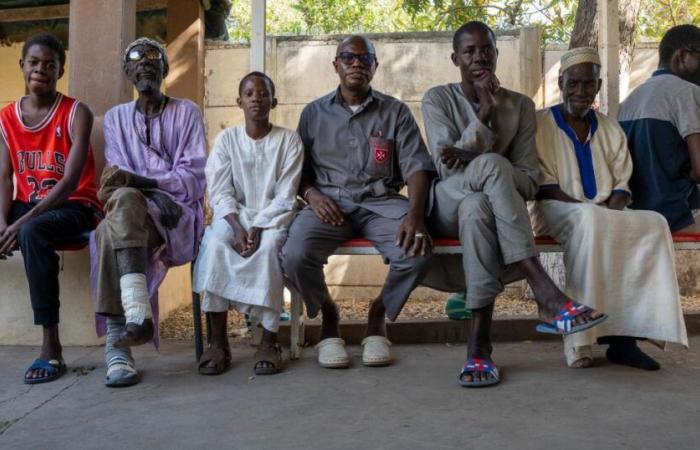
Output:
[281, 35, 435, 369]
[421, 22, 606, 387]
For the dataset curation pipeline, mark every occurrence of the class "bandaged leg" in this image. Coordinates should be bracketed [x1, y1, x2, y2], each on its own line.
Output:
[105, 316, 139, 387]
[120, 273, 151, 325]
[564, 335, 593, 368]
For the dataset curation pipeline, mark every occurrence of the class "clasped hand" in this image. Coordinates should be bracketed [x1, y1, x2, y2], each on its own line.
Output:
[228, 221, 262, 257]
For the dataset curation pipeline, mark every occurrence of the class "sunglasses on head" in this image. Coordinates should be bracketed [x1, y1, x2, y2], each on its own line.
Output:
[336, 52, 376, 67]
[127, 47, 163, 63]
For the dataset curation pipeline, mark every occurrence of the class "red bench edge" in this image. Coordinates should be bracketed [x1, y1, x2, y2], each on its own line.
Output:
[340, 233, 700, 247]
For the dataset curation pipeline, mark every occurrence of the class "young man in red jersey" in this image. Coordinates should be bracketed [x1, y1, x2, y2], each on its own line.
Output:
[0, 33, 100, 384]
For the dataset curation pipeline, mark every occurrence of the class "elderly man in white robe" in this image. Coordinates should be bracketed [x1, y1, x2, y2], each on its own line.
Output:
[531, 48, 688, 370]
[193, 72, 303, 375]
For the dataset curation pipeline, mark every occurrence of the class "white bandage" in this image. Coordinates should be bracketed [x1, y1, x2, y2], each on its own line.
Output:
[120, 273, 151, 325]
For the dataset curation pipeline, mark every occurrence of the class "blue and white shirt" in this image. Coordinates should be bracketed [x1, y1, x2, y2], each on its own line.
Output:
[619, 69, 700, 231]
[536, 105, 632, 204]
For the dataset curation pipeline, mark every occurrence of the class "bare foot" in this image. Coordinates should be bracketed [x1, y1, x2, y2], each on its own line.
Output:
[518, 257, 605, 329]
[461, 344, 497, 384]
[254, 330, 282, 375]
[25, 325, 63, 380]
[570, 357, 593, 369]
[200, 312, 229, 372]
[461, 304, 497, 384]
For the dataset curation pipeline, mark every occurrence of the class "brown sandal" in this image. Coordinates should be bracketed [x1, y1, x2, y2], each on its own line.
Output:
[198, 346, 231, 375]
[253, 343, 283, 375]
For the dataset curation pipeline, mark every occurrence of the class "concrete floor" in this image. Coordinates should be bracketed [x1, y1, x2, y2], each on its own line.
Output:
[1, 338, 699, 450]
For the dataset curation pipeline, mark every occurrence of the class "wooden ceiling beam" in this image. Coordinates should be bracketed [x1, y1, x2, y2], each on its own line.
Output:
[0, 0, 167, 23]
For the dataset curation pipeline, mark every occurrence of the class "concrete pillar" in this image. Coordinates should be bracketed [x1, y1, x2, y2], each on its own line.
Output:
[518, 26, 543, 107]
[162, 0, 206, 328]
[598, 0, 620, 117]
[250, 0, 266, 71]
[68, 0, 136, 115]
[0, 1, 138, 346]
[165, 0, 204, 109]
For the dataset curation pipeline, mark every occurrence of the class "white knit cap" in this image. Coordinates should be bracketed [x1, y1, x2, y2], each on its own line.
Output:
[559, 47, 601, 75]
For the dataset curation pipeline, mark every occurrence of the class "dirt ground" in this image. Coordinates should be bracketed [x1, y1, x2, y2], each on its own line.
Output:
[160, 294, 700, 340]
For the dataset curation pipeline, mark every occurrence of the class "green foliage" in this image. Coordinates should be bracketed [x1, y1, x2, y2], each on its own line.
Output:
[226, 0, 407, 41]
[399, 0, 579, 42]
[638, 0, 700, 42]
[224, 0, 700, 44]
[292, 0, 401, 34]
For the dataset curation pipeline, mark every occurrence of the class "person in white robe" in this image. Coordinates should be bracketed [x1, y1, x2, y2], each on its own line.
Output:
[193, 72, 303, 375]
[531, 48, 688, 370]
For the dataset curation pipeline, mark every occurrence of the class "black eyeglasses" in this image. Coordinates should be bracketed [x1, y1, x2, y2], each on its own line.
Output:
[336, 52, 376, 67]
[127, 47, 163, 63]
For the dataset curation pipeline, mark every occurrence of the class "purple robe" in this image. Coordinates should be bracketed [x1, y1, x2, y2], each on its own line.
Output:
[91, 97, 207, 344]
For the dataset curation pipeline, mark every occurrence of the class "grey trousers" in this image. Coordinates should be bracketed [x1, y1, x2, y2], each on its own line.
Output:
[93, 188, 163, 316]
[430, 153, 538, 309]
[280, 206, 431, 321]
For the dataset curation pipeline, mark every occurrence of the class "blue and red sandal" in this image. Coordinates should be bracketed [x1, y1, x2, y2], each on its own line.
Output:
[536, 300, 607, 335]
[458, 357, 501, 388]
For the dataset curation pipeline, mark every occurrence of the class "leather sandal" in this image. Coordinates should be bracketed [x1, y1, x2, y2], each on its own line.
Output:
[197, 346, 232, 375]
[253, 343, 283, 375]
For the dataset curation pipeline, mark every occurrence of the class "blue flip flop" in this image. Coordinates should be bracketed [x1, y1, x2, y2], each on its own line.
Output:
[459, 357, 501, 388]
[23, 358, 67, 385]
[536, 300, 607, 335]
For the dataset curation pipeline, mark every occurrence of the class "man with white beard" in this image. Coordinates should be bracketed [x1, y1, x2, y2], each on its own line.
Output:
[92, 38, 207, 387]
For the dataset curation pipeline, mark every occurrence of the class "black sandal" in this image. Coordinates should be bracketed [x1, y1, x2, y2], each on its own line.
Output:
[114, 319, 154, 348]
[254, 343, 283, 375]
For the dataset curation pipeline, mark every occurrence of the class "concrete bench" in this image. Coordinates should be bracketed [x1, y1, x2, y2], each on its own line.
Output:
[192, 233, 700, 361]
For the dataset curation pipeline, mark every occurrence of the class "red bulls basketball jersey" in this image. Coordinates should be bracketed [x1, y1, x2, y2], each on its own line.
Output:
[0, 93, 100, 209]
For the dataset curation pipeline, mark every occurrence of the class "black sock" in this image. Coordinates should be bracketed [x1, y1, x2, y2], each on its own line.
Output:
[600, 336, 660, 371]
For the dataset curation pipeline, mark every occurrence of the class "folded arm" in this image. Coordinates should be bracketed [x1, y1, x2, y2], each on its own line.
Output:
[421, 92, 495, 179]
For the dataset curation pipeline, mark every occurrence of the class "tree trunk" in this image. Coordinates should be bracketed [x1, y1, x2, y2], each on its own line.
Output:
[617, 0, 643, 96]
[570, 0, 599, 48]
[569, 0, 642, 75]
